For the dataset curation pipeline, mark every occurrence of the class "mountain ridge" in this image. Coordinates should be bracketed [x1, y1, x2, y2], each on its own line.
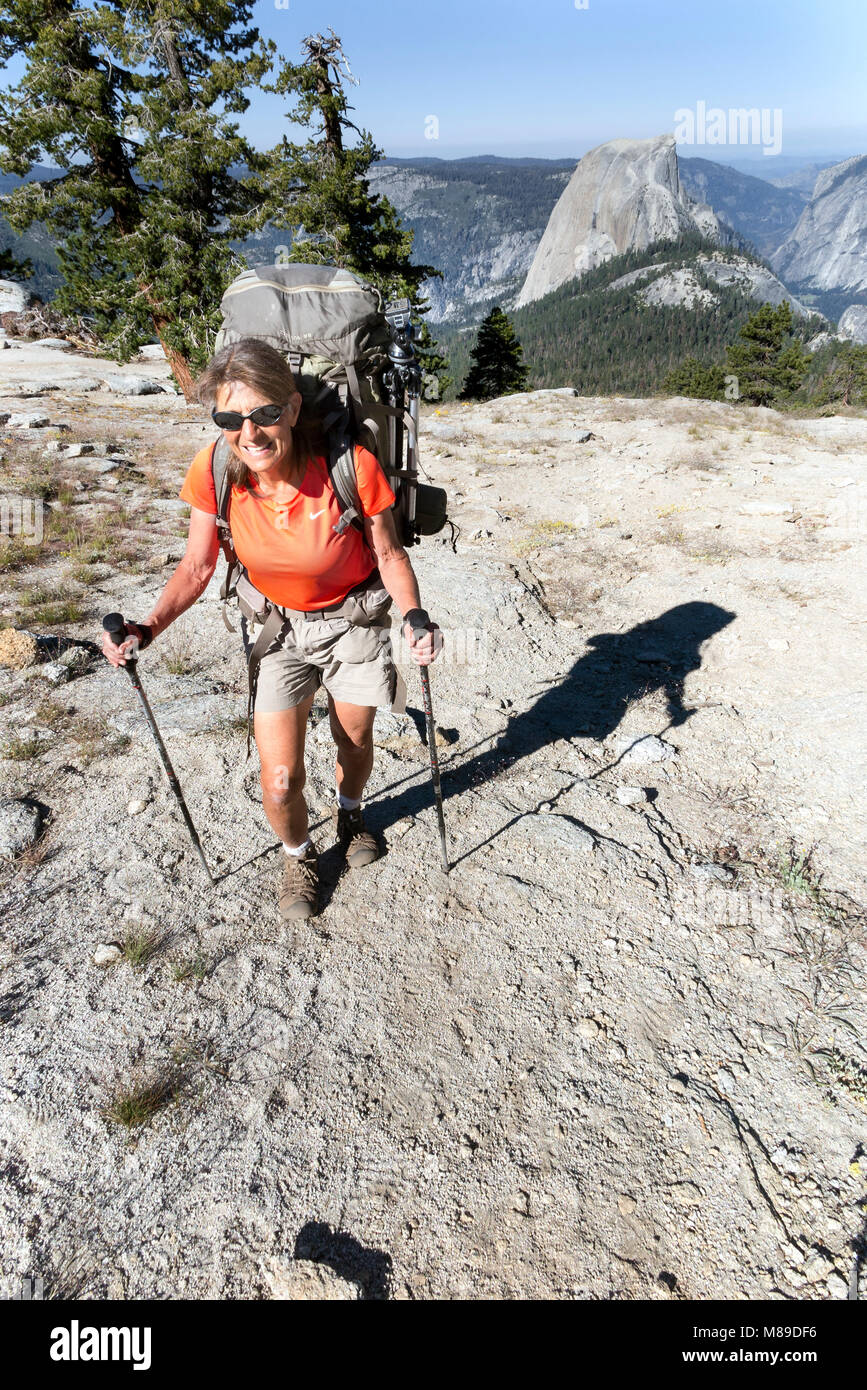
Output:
[515, 135, 726, 306]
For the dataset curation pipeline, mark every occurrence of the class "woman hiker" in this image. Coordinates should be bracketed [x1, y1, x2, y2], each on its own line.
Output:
[101, 338, 440, 920]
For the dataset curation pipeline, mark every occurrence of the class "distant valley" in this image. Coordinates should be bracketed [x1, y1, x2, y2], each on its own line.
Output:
[3, 141, 865, 400]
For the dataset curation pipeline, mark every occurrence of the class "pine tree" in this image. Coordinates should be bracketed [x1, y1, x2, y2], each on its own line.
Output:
[813, 343, 867, 408]
[725, 301, 808, 406]
[662, 357, 728, 401]
[0, 1, 273, 398]
[263, 30, 450, 399]
[458, 306, 529, 400]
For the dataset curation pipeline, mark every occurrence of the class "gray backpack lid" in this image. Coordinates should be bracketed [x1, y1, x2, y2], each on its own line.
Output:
[215, 263, 388, 364]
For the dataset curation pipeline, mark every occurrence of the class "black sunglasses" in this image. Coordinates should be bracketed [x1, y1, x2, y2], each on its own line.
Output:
[211, 403, 287, 431]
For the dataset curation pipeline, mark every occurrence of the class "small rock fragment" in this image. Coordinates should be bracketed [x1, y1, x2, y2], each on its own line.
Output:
[57, 646, 90, 672]
[0, 797, 42, 859]
[577, 1018, 600, 1040]
[617, 1194, 637, 1216]
[260, 1258, 362, 1300]
[802, 1251, 834, 1284]
[127, 799, 148, 816]
[93, 943, 123, 967]
[739, 500, 793, 516]
[691, 861, 735, 884]
[0, 280, 31, 314]
[617, 785, 648, 805]
[615, 734, 676, 765]
[8, 410, 50, 428]
[372, 710, 417, 746]
[434, 726, 459, 747]
[101, 374, 165, 396]
[41, 661, 69, 685]
[3, 381, 57, 397]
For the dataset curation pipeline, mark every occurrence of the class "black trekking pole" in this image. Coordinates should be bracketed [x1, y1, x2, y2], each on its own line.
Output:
[384, 299, 449, 873]
[102, 613, 215, 884]
[383, 297, 420, 543]
[404, 609, 448, 874]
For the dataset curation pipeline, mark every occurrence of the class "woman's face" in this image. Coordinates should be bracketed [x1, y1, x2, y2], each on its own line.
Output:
[215, 381, 303, 478]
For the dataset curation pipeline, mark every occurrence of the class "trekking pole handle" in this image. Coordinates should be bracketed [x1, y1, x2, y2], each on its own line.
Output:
[103, 612, 153, 655]
[103, 611, 131, 650]
[403, 607, 431, 640]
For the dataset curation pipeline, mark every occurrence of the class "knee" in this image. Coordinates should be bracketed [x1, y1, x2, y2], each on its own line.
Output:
[331, 722, 373, 756]
[261, 763, 306, 808]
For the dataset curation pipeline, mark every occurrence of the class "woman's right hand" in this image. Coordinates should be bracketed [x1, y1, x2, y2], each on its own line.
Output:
[101, 621, 150, 668]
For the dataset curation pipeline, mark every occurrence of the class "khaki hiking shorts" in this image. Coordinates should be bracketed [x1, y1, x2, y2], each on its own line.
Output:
[240, 578, 408, 715]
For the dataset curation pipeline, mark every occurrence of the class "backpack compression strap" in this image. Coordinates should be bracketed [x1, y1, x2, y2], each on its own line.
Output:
[211, 438, 241, 632]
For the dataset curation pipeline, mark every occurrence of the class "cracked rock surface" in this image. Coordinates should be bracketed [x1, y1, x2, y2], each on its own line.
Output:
[1, 363, 865, 1299]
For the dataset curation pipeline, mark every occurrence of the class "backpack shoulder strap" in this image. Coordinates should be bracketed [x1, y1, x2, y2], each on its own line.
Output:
[210, 438, 242, 630]
[327, 429, 364, 536]
[211, 437, 234, 555]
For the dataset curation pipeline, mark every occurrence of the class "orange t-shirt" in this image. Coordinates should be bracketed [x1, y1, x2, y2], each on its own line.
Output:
[179, 441, 395, 610]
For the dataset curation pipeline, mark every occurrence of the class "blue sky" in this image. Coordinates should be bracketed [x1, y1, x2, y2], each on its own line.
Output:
[246, 0, 865, 163]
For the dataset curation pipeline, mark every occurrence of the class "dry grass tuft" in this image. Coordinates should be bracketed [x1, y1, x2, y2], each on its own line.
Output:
[100, 1066, 181, 1129]
[514, 519, 577, 556]
[120, 925, 165, 971]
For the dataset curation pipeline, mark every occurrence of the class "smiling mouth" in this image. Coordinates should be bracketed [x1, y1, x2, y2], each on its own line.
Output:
[242, 442, 274, 459]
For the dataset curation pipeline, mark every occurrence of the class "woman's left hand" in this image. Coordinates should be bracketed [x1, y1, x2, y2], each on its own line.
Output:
[403, 619, 443, 666]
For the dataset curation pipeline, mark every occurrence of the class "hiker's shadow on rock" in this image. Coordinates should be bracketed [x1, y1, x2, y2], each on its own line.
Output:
[377, 601, 736, 837]
[294, 1221, 392, 1300]
[520, 600, 737, 746]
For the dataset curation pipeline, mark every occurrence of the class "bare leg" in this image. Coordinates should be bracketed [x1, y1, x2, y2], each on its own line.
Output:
[328, 698, 376, 801]
[255, 692, 316, 846]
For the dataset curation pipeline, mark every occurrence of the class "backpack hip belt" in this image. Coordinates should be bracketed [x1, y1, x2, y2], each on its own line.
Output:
[266, 567, 384, 622]
[239, 568, 390, 758]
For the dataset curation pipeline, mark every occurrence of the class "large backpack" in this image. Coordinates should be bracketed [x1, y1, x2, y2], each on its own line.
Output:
[210, 262, 447, 596]
[208, 262, 447, 754]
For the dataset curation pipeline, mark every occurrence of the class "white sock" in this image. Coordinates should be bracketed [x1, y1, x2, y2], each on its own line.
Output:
[283, 838, 312, 857]
[336, 788, 362, 811]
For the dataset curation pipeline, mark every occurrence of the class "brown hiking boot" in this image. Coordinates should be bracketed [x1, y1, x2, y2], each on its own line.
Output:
[278, 842, 319, 920]
[332, 805, 379, 868]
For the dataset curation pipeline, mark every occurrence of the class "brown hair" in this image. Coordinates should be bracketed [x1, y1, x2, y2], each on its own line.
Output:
[195, 338, 325, 490]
